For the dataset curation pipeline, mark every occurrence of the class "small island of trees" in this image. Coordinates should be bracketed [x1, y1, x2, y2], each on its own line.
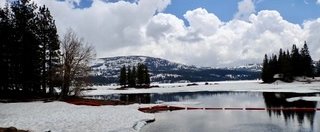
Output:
[119, 63, 151, 88]
[261, 41, 316, 83]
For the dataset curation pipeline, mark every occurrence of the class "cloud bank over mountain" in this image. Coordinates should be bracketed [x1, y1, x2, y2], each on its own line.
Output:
[3, 0, 320, 67]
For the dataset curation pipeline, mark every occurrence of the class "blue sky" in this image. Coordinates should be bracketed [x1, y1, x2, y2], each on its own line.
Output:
[24, 0, 320, 66]
[164, 0, 320, 24]
[76, 0, 320, 24]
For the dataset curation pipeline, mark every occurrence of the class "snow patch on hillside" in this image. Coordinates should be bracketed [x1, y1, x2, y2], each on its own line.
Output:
[89, 56, 261, 84]
[151, 73, 181, 79]
[227, 63, 262, 72]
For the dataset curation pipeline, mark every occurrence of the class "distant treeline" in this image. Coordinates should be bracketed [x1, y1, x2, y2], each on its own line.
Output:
[261, 42, 316, 83]
[119, 63, 151, 88]
[89, 68, 260, 85]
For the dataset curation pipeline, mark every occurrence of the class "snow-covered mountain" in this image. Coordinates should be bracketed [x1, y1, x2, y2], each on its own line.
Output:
[227, 63, 262, 72]
[91, 56, 198, 74]
[89, 56, 261, 84]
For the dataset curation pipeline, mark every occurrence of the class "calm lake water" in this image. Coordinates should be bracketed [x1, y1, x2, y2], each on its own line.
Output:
[88, 92, 320, 132]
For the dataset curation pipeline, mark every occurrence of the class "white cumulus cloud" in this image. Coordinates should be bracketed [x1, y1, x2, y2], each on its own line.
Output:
[31, 0, 171, 54]
[2, 0, 320, 67]
[184, 8, 222, 36]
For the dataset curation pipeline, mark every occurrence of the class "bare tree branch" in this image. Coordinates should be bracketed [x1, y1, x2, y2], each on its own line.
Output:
[60, 29, 95, 98]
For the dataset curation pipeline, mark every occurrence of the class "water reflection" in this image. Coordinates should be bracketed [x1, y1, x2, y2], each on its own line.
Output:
[87, 92, 320, 131]
[88, 91, 265, 107]
[118, 92, 229, 104]
[119, 94, 151, 104]
[263, 92, 317, 129]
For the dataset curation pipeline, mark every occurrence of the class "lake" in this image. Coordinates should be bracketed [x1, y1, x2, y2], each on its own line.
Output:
[88, 92, 320, 132]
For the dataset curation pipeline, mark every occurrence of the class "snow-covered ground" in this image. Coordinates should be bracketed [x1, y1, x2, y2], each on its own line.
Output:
[0, 102, 154, 132]
[287, 96, 320, 102]
[2, 80, 320, 132]
[84, 80, 320, 96]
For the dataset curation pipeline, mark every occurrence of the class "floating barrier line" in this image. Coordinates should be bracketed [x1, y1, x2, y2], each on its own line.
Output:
[204, 108, 223, 110]
[138, 105, 320, 113]
[245, 108, 266, 110]
[186, 107, 203, 110]
[224, 108, 243, 110]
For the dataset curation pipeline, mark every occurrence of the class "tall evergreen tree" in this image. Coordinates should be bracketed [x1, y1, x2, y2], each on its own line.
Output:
[127, 66, 132, 87]
[285, 50, 293, 77]
[144, 65, 151, 86]
[119, 64, 151, 88]
[291, 44, 302, 76]
[136, 63, 144, 86]
[270, 54, 278, 80]
[0, 4, 13, 94]
[261, 42, 315, 83]
[316, 61, 320, 76]
[278, 49, 284, 74]
[11, 0, 42, 94]
[282, 51, 293, 81]
[300, 41, 313, 77]
[128, 66, 136, 87]
[0, 0, 63, 98]
[119, 65, 126, 87]
[36, 5, 60, 94]
[261, 54, 270, 82]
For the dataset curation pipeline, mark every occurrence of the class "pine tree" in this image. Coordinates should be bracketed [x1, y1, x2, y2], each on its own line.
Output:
[119, 65, 126, 87]
[282, 51, 293, 81]
[0, 0, 62, 98]
[36, 5, 60, 95]
[127, 66, 132, 87]
[0, 4, 13, 94]
[261, 54, 270, 82]
[137, 63, 144, 87]
[12, 0, 42, 95]
[261, 42, 315, 83]
[300, 41, 313, 77]
[128, 66, 136, 87]
[144, 65, 150, 86]
[119, 63, 151, 88]
[278, 49, 284, 74]
[316, 61, 320, 76]
[291, 44, 302, 76]
[270, 54, 278, 80]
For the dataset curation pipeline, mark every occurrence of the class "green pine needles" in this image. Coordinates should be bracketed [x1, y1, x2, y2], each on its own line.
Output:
[261, 41, 314, 83]
[119, 63, 151, 88]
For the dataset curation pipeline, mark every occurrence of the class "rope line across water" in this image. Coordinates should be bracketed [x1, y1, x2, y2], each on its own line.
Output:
[138, 105, 320, 113]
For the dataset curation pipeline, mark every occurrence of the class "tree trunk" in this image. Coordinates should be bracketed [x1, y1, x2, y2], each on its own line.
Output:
[61, 65, 71, 99]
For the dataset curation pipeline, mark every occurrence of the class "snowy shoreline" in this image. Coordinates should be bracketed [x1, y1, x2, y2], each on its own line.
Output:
[2, 80, 320, 132]
[0, 102, 154, 132]
[84, 80, 320, 96]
